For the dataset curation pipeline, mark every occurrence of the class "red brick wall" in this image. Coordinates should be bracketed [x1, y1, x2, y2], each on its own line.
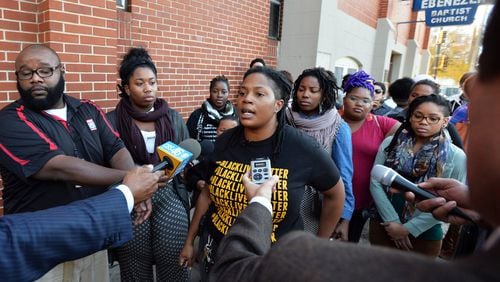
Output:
[339, 0, 427, 48]
[0, 0, 278, 215]
[387, 0, 418, 45]
[0, 0, 277, 112]
[115, 0, 278, 115]
[338, 0, 381, 29]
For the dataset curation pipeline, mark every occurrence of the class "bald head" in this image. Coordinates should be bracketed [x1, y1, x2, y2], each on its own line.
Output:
[15, 44, 60, 70]
[15, 44, 65, 111]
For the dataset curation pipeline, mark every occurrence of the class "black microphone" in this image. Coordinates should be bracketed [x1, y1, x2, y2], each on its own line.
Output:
[371, 164, 474, 222]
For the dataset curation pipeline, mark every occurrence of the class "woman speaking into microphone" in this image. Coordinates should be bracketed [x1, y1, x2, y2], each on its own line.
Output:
[179, 67, 345, 280]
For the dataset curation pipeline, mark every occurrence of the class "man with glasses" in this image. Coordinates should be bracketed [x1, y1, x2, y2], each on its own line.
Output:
[0, 44, 136, 281]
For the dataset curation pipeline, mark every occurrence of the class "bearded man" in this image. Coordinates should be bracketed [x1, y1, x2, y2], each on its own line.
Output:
[0, 44, 137, 281]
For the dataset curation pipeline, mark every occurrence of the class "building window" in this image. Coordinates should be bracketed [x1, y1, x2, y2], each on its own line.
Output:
[117, 0, 128, 10]
[268, 0, 282, 40]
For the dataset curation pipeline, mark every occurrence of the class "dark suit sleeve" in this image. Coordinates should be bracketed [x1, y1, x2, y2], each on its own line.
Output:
[212, 203, 487, 282]
[0, 189, 132, 282]
[210, 202, 273, 282]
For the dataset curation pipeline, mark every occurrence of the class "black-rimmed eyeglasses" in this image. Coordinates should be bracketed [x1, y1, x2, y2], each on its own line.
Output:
[410, 112, 443, 125]
[15, 65, 62, 80]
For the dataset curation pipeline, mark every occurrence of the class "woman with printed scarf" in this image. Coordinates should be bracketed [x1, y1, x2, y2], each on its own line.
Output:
[369, 94, 466, 257]
[285, 67, 354, 240]
[107, 47, 191, 281]
[187, 75, 237, 142]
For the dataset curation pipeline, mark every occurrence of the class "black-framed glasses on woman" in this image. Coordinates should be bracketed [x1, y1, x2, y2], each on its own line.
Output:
[15, 65, 62, 80]
[410, 112, 443, 124]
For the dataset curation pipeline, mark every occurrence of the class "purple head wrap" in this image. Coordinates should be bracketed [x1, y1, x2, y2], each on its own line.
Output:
[343, 70, 375, 97]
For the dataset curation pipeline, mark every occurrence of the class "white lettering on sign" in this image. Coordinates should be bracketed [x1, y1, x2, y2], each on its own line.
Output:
[430, 7, 473, 16]
[421, 0, 480, 9]
[431, 15, 469, 24]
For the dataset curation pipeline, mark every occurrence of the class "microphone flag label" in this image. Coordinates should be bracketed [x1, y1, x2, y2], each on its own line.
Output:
[157, 141, 193, 177]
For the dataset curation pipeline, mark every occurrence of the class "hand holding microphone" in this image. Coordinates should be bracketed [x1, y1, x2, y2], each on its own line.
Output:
[417, 178, 480, 225]
[371, 165, 477, 223]
[109, 139, 200, 224]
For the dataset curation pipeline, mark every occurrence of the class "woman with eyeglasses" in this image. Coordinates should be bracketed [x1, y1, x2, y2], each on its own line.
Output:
[341, 71, 400, 243]
[391, 79, 464, 149]
[369, 94, 466, 257]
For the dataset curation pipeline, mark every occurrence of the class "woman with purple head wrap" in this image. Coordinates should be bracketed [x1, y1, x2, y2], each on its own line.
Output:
[343, 70, 375, 96]
[341, 70, 400, 243]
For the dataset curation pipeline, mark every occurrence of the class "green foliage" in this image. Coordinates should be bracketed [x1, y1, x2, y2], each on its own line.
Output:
[428, 28, 475, 84]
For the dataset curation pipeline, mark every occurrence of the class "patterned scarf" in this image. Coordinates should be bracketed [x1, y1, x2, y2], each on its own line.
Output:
[115, 97, 174, 165]
[201, 99, 235, 125]
[384, 128, 449, 221]
[286, 108, 342, 154]
[385, 128, 449, 181]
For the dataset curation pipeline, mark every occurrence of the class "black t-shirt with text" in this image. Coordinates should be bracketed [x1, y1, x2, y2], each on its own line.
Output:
[208, 125, 340, 242]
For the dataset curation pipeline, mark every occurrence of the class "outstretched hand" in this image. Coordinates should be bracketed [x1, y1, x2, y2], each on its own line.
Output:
[415, 178, 480, 225]
[123, 165, 164, 203]
[241, 172, 279, 201]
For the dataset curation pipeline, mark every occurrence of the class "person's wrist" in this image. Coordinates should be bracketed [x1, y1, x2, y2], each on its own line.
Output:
[250, 196, 272, 215]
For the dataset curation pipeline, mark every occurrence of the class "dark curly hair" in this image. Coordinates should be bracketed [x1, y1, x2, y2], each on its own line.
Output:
[228, 67, 291, 162]
[411, 79, 440, 96]
[385, 94, 450, 154]
[388, 77, 414, 104]
[374, 81, 386, 94]
[209, 75, 230, 92]
[118, 47, 157, 97]
[291, 67, 340, 115]
[407, 94, 450, 120]
[249, 58, 266, 68]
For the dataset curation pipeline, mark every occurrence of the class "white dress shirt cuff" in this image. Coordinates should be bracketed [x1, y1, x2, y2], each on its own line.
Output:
[115, 184, 134, 213]
[249, 196, 272, 215]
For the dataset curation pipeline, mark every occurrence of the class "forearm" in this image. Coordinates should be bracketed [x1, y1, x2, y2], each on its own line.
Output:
[403, 212, 441, 237]
[369, 178, 401, 223]
[341, 181, 354, 220]
[34, 155, 128, 187]
[109, 148, 135, 170]
[318, 180, 345, 238]
[185, 188, 211, 245]
[331, 128, 354, 220]
[369, 141, 401, 223]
